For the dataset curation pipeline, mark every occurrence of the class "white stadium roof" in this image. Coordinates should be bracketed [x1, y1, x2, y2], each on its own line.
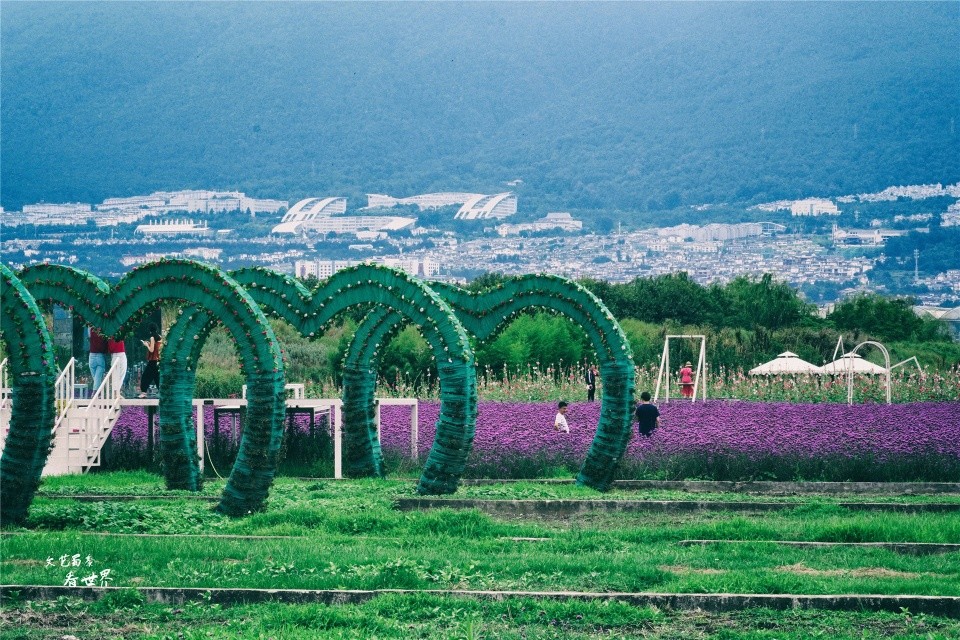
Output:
[454, 193, 517, 220]
[272, 197, 347, 234]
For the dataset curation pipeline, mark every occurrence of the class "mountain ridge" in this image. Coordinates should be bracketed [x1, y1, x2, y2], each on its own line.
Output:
[2, 2, 957, 212]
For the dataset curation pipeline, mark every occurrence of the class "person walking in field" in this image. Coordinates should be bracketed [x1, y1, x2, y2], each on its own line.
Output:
[139, 323, 162, 398]
[585, 364, 599, 402]
[679, 360, 694, 398]
[635, 391, 660, 437]
[554, 400, 570, 433]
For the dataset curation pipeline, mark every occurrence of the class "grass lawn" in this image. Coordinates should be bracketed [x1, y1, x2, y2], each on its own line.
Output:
[3, 593, 960, 639]
[3, 472, 960, 638]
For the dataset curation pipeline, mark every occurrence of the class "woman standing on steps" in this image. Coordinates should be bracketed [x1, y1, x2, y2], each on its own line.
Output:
[139, 323, 162, 398]
[107, 336, 127, 397]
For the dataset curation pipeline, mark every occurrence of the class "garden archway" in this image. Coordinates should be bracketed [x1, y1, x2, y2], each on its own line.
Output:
[17, 260, 286, 516]
[846, 340, 892, 405]
[348, 274, 636, 491]
[0, 265, 59, 525]
[161, 265, 477, 495]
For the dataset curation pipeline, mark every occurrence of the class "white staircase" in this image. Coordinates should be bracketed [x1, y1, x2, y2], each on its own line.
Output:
[0, 358, 124, 476]
[44, 361, 123, 475]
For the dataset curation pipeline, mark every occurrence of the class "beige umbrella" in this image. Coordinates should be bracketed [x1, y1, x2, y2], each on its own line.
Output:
[819, 353, 888, 375]
[749, 351, 821, 375]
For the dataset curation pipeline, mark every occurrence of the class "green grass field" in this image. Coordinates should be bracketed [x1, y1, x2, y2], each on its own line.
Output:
[3, 595, 959, 639]
[3, 473, 960, 638]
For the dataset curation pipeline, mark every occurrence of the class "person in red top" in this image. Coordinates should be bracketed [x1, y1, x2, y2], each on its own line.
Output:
[108, 336, 127, 396]
[88, 328, 108, 391]
[139, 323, 162, 397]
[679, 361, 694, 398]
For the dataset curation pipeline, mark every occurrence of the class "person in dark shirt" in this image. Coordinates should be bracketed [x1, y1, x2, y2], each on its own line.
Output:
[585, 364, 599, 402]
[635, 391, 660, 437]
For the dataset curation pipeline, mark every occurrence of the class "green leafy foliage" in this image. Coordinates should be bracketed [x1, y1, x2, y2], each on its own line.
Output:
[828, 294, 949, 343]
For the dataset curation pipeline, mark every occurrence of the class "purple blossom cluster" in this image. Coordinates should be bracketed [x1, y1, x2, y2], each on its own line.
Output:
[379, 400, 960, 471]
[111, 407, 320, 445]
[108, 400, 960, 479]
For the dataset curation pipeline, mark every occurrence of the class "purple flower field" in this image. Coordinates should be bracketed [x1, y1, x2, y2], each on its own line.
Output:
[106, 400, 960, 481]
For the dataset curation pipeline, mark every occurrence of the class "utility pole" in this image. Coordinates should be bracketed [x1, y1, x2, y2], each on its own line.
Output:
[914, 249, 920, 284]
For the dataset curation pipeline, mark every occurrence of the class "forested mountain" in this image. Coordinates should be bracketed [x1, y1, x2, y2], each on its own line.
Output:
[2, 2, 957, 213]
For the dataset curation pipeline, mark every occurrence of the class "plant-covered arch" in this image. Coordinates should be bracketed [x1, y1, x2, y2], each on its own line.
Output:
[347, 274, 636, 490]
[161, 264, 477, 495]
[0, 265, 59, 525]
[17, 260, 286, 516]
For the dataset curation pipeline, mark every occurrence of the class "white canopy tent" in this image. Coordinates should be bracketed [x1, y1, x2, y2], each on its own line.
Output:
[819, 353, 889, 375]
[748, 351, 821, 375]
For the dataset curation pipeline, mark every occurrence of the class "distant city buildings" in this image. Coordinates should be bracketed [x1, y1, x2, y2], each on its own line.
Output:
[753, 197, 839, 215]
[790, 198, 840, 216]
[135, 219, 212, 236]
[364, 191, 518, 219]
[4, 181, 958, 306]
[6, 189, 287, 227]
[100, 190, 286, 217]
[840, 182, 960, 203]
[943, 201, 960, 227]
[295, 257, 440, 280]
[497, 212, 582, 236]
[655, 222, 784, 242]
[270, 196, 415, 236]
[23, 202, 93, 217]
[5, 202, 94, 226]
[364, 192, 483, 210]
[831, 224, 918, 246]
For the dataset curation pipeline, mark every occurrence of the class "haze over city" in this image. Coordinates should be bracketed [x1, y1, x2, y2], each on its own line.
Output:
[2, 3, 958, 308]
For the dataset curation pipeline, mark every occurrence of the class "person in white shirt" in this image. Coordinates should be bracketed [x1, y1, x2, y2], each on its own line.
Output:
[554, 400, 570, 433]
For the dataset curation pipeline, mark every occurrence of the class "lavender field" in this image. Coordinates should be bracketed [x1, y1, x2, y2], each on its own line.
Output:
[107, 400, 960, 482]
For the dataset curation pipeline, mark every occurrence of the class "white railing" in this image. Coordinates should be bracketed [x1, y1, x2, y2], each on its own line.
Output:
[73, 361, 123, 471]
[0, 358, 9, 412]
[48, 361, 123, 474]
[53, 358, 77, 432]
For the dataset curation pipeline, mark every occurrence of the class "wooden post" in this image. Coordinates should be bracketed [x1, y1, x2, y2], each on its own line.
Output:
[196, 401, 205, 473]
[665, 342, 671, 403]
[410, 401, 419, 462]
[146, 405, 155, 461]
[333, 402, 342, 479]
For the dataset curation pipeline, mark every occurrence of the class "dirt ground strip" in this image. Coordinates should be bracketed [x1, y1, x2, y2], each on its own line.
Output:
[393, 497, 960, 516]
[3, 585, 959, 618]
[459, 480, 960, 495]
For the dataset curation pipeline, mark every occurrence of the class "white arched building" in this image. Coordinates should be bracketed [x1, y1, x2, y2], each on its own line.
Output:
[271, 197, 347, 234]
[454, 193, 517, 220]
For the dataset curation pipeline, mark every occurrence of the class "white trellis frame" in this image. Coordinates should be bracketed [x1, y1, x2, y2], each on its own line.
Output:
[654, 335, 707, 403]
[831, 335, 846, 361]
[846, 340, 892, 405]
[890, 355, 924, 377]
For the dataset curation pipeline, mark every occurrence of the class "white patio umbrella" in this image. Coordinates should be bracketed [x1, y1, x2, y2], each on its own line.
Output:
[748, 351, 821, 375]
[818, 353, 888, 375]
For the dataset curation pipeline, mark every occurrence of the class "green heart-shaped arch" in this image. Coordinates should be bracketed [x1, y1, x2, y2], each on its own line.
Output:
[346, 274, 636, 490]
[160, 264, 477, 495]
[0, 265, 58, 525]
[17, 259, 286, 516]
